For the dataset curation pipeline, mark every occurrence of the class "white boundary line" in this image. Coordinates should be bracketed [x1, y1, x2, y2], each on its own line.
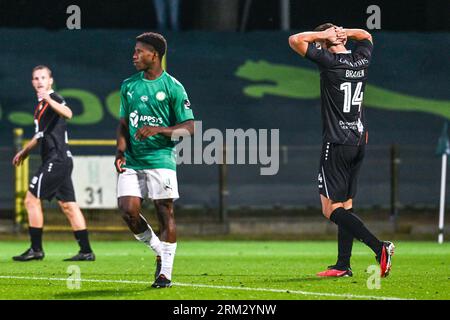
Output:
[0, 275, 411, 300]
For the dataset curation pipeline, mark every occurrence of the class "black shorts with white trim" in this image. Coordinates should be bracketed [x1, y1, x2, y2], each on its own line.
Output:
[29, 157, 76, 202]
[318, 142, 365, 202]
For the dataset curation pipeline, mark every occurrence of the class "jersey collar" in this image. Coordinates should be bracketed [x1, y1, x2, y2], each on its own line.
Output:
[141, 70, 166, 82]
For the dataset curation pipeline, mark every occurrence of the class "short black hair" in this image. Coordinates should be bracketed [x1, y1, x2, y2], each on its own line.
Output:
[136, 32, 167, 59]
[314, 23, 336, 32]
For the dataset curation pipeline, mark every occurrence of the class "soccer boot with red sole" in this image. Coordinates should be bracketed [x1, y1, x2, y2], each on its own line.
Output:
[317, 265, 353, 277]
[378, 241, 395, 277]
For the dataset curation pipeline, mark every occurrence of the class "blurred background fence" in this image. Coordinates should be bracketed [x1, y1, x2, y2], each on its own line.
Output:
[1, 142, 447, 224]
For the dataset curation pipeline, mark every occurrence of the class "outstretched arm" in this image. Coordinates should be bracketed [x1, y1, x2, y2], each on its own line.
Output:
[288, 27, 344, 57]
[344, 29, 372, 44]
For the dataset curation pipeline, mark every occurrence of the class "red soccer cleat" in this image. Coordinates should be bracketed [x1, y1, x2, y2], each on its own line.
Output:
[379, 241, 395, 278]
[317, 266, 353, 277]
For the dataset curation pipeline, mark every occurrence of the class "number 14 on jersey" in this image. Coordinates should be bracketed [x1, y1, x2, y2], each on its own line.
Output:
[340, 81, 364, 113]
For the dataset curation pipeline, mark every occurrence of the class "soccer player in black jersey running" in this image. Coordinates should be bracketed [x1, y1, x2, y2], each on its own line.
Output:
[289, 24, 394, 277]
[12, 65, 95, 262]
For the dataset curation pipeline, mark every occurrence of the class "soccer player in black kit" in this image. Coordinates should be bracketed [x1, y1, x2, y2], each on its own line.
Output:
[12, 65, 95, 261]
[289, 24, 394, 277]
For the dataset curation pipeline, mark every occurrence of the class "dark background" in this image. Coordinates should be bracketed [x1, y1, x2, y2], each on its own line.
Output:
[1, 0, 449, 31]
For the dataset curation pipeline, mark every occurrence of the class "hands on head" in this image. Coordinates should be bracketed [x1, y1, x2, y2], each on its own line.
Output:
[324, 26, 347, 46]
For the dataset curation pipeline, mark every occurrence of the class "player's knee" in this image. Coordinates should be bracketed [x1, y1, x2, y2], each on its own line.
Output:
[118, 206, 140, 226]
[119, 209, 136, 222]
[59, 201, 71, 213]
[121, 213, 136, 226]
[24, 193, 39, 210]
[60, 203, 83, 222]
[118, 200, 138, 216]
[154, 198, 171, 207]
[154, 200, 173, 216]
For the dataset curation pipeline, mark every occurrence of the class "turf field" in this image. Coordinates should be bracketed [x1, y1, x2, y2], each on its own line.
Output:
[0, 241, 448, 300]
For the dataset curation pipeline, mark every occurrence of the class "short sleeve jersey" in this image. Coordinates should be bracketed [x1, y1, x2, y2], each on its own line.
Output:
[33, 91, 71, 163]
[305, 40, 373, 145]
[119, 71, 194, 170]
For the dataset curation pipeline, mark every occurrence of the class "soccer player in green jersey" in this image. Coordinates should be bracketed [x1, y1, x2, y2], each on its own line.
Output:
[115, 32, 195, 288]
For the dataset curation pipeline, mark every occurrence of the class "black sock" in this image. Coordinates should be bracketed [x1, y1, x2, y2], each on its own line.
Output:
[74, 230, 93, 254]
[330, 207, 382, 256]
[29, 227, 43, 252]
[336, 210, 354, 268]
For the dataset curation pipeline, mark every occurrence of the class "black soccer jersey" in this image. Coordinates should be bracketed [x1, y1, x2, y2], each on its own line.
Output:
[306, 39, 373, 145]
[33, 91, 71, 163]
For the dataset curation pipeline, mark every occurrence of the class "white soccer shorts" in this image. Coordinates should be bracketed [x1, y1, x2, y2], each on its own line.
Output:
[117, 168, 179, 200]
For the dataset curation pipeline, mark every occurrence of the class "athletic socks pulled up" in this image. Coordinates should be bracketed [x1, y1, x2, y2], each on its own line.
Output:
[134, 225, 162, 257]
[29, 227, 43, 252]
[73, 229, 93, 254]
[160, 241, 177, 280]
[330, 207, 382, 257]
[336, 218, 354, 268]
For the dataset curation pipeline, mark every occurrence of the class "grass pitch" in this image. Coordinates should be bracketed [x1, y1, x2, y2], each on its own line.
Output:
[0, 240, 448, 300]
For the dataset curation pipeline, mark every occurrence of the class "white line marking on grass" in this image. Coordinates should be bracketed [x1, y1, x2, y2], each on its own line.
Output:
[173, 282, 411, 300]
[0, 275, 411, 300]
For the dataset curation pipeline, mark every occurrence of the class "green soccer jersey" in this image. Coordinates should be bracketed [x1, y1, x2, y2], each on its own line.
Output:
[119, 70, 194, 170]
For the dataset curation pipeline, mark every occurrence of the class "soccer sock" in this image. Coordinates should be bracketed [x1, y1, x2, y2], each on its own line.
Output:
[336, 209, 354, 268]
[330, 207, 382, 257]
[160, 242, 177, 280]
[74, 229, 93, 254]
[29, 227, 43, 252]
[134, 220, 162, 257]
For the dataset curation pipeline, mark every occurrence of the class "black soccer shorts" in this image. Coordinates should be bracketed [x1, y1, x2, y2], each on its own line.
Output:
[29, 158, 76, 202]
[318, 142, 365, 202]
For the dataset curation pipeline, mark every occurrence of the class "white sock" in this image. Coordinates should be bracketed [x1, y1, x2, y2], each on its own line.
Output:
[134, 225, 162, 256]
[160, 241, 177, 280]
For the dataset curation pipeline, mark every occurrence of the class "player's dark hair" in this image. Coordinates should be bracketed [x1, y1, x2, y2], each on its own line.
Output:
[32, 65, 52, 78]
[136, 32, 167, 60]
[314, 23, 336, 32]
